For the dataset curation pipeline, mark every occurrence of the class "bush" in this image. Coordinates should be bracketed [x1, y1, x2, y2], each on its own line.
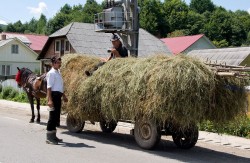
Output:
[2, 86, 14, 99]
[9, 89, 19, 99]
[199, 116, 250, 138]
[0, 83, 2, 93]
[12, 92, 29, 103]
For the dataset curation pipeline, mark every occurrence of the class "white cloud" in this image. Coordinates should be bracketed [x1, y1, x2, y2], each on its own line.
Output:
[27, 2, 47, 15]
[0, 19, 8, 25]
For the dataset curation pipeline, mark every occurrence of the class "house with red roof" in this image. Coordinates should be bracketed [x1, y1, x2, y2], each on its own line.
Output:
[161, 34, 216, 55]
[0, 32, 48, 54]
[0, 33, 48, 79]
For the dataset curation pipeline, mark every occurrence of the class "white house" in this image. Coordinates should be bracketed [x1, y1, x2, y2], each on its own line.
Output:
[0, 36, 40, 80]
[161, 34, 216, 55]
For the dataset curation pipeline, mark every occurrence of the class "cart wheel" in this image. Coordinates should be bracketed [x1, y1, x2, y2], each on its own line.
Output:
[100, 120, 117, 133]
[66, 114, 85, 133]
[134, 118, 161, 150]
[172, 125, 199, 149]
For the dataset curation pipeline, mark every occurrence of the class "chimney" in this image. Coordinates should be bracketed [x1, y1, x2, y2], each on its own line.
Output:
[1, 34, 6, 40]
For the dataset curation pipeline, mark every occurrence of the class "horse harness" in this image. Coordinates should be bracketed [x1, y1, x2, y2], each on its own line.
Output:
[19, 68, 47, 98]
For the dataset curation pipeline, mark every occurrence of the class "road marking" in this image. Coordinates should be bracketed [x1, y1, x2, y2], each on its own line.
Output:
[3, 117, 18, 121]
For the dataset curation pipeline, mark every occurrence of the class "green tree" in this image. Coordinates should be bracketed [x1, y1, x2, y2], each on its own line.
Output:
[203, 8, 232, 45]
[167, 30, 188, 37]
[71, 4, 84, 22]
[186, 10, 205, 35]
[5, 23, 16, 32]
[60, 3, 72, 14]
[204, 8, 247, 46]
[36, 14, 47, 34]
[234, 10, 250, 34]
[82, 0, 102, 23]
[212, 39, 228, 48]
[245, 31, 250, 45]
[13, 21, 25, 33]
[229, 15, 247, 46]
[190, 0, 215, 14]
[27, 18, 38, 33]
[163, 0, 189, 32]
[139, 0, 167, 37]
[46, 13, 72, 35]
[45, 4, 74, 34]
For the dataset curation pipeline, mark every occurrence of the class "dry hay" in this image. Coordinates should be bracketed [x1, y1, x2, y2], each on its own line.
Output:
[61, 54, 248, 128]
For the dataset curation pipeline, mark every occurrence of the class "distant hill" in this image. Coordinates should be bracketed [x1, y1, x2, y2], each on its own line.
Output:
[0, 24, 6, 29]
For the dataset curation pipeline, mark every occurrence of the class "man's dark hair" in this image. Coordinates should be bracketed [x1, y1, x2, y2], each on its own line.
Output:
[51, 56, 61, 64]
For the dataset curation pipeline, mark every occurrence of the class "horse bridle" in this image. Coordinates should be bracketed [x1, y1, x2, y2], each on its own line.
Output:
[17, 67, 30, 88]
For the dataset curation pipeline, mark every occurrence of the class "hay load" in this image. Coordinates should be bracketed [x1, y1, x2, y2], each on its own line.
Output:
[61, 54, 248, 128]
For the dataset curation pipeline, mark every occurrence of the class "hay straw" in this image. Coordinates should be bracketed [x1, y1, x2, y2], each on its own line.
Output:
[61, 54, 248, 128]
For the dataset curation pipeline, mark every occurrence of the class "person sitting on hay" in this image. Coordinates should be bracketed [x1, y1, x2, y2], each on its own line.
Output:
[85, 33, 128, 76]
[103, 33, 128, 61]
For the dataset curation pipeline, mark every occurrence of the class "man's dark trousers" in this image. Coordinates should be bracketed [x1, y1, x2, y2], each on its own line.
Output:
[47, 91, 62, 131]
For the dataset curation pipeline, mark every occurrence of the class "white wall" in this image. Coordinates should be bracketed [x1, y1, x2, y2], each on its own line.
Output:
[0, 39, 40, 76]
[184, 37, 216, 54]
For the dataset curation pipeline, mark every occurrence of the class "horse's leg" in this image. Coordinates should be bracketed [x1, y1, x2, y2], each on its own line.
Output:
[36, 98, 41, 123]
[28, 94, 35, 123]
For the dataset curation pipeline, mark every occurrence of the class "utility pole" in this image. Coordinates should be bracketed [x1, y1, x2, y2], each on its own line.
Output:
[95, 0, 139, 57]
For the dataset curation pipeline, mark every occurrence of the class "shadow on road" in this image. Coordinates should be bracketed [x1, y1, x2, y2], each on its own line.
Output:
[60, 127, 250, 163]
[61, 142, 95, 148]
[36, 121, 250, 162]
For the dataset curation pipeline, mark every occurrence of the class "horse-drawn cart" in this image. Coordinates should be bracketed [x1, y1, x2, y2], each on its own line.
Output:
[61, 54, 248, 150]
[66, 114, 199, 149]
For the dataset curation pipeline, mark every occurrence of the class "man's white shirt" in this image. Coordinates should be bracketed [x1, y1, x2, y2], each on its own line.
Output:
[46, 67, 64, 93]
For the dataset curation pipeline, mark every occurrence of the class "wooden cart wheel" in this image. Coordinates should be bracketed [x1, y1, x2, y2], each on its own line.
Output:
[134, 118, 161, 150]
[100, 120, 117, 133]
[66, 114, 85, 133]
[172, 125, 199, 149]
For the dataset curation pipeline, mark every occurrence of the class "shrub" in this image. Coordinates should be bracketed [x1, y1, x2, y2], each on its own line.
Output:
[2, 86, 14, 99]
[12, 92, 29, 103]
[0, 83, 2, 93]
[199, 116, 250, 138]
[9, 89, 19, 99]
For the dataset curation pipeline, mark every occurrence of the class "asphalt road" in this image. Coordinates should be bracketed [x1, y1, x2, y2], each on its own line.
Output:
[0, 100, 250, 163]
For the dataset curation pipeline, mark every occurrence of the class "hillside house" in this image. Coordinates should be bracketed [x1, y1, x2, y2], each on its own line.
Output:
[0, 37, 40, 80]
[161, 34, 216, 55]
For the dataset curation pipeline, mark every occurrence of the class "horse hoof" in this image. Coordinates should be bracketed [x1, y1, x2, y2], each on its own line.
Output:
[36, 120, 40, 123]
[29, 120, 34, 123]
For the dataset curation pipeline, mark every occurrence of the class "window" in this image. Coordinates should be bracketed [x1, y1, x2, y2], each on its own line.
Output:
[1, 65, 11, 76]
[1, 65, 5, 75]
[11, 44, 19, 54]
[55, 40, 61, 52]
[65, 40, 70, 52]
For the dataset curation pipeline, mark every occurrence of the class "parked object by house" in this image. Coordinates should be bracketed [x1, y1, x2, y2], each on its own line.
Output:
[161, 34, 216, 55]
[0, 32, 48, 54]
[37, 22, 171, 73]
[187, 47, 250, 66]
[0, 37, 40, 80]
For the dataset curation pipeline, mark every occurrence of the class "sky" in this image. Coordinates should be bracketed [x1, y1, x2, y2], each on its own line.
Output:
[0, 0, 250, 25]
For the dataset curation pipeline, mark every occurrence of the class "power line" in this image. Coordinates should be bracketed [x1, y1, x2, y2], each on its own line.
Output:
[0, 15, 11, 24]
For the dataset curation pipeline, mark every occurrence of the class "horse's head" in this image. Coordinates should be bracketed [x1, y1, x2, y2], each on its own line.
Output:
[15, 67, 32, 87]
[15, 67, 22, 87]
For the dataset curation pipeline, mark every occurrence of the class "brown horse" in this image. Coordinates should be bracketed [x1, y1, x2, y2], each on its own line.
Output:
[15, 67, 47, 123]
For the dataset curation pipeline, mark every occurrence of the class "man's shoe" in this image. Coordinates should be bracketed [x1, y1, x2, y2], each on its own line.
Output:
[46, 132, 58, 145]
[55, 136, 63, 142]
[46, 139, 58, 145]
[52, 130, 63, 142]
